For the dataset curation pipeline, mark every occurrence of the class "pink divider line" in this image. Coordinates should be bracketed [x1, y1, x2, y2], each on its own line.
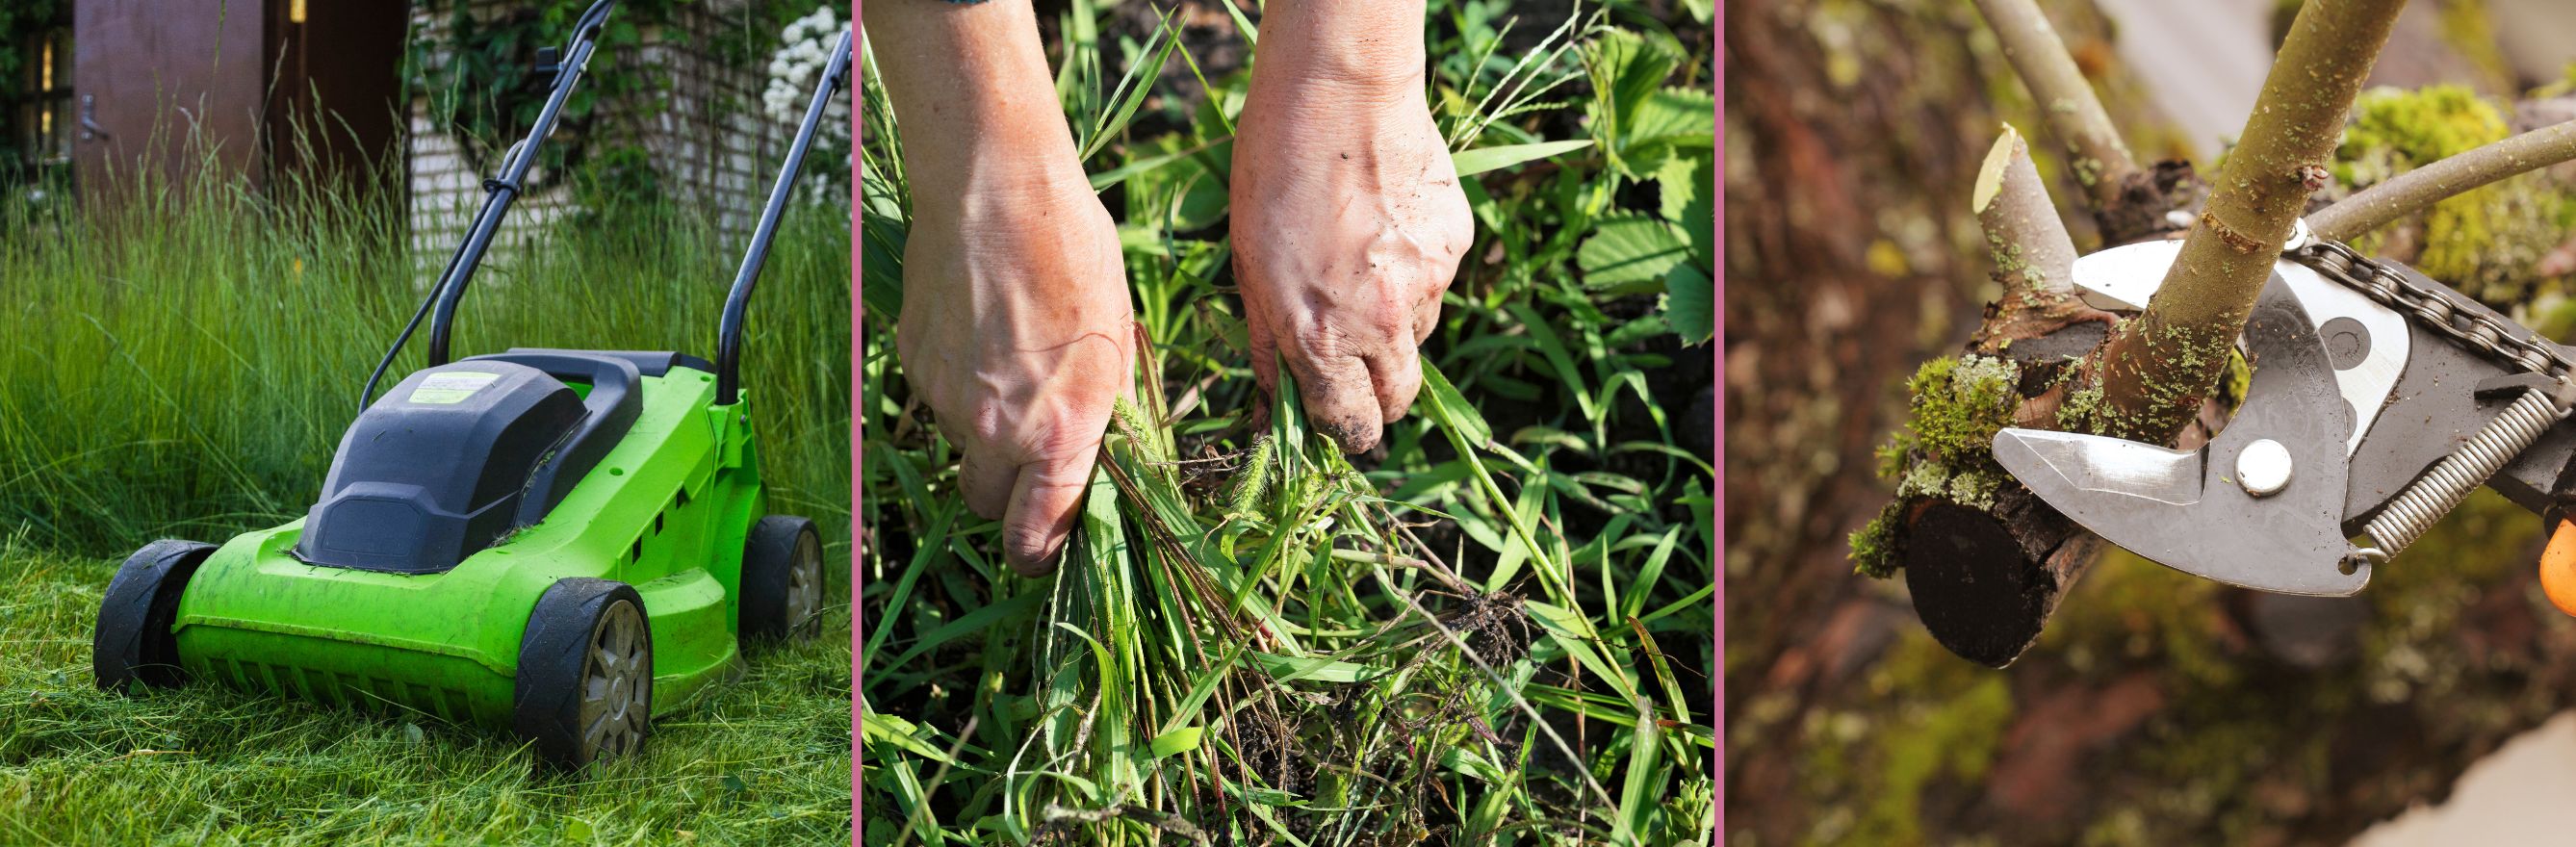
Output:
[1711, 1, 1728, 839]
[849, 5, 865, 847]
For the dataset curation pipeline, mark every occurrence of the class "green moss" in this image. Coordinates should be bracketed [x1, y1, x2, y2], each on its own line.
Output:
[2222, 347, 2254, 405]
[1849, 500, 1907, 578]
[1896, 354, 2022, 461]
[2334, 85, 2569, 305]
[1851, 355, 2022, 578]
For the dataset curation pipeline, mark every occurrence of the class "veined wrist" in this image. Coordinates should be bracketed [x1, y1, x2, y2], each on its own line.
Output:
[913, 150, 1096, 222]
[899, 105, 1085, 177]
[1253, 0, 1430, 90]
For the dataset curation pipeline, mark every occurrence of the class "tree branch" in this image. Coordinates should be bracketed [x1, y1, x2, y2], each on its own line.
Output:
[2085, 0, 2408, 443]
[1897, 0, 2409, 666]
[2308, 119, 2576, 242]
[1971, 0, 2138, 211]
[1969, 124, 2115, 353]
[1975, 123, 2079, 294]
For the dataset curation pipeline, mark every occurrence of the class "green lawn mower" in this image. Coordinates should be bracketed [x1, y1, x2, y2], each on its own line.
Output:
[90, 0, 853, 768]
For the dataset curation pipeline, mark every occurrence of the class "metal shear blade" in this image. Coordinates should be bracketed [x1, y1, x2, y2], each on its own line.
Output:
[2070, 240, 2408, 455]
[1993, 270, 2371, 596]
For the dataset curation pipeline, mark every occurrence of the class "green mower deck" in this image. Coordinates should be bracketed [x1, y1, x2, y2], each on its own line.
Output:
[174, 366, 761, 728]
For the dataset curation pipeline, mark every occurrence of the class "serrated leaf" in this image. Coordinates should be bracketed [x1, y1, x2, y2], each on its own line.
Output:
[1665, 263, 1713, 345]
[1579, 215, 1689, 291]
[1630, 87, 1717, 152]
[1452, 140, 1594, 177]
[1653, 152, 1706, 223]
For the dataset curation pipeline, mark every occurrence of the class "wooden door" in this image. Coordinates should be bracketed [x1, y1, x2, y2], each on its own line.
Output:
[264, 0, 409, 199]
[71, 0, 266, 198]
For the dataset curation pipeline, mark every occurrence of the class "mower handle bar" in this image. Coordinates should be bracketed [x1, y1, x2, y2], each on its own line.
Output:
[714, 28, 851, 406]
[421, 0, 618, 369]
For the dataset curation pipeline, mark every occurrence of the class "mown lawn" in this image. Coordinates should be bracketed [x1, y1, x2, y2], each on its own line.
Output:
[0, 541, 849, 846]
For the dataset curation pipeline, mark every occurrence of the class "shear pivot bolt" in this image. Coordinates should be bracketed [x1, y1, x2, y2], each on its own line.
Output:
[2238, 439, 2293, 497]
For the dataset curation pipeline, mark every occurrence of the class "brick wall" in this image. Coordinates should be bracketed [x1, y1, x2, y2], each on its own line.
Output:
[405, 0, 779, 273]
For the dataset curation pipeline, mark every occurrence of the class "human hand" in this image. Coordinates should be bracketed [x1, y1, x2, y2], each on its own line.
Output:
[896, 170, 1134, 577]
[872, 0, 1137, 575]
[1227, 1, 1473, 454]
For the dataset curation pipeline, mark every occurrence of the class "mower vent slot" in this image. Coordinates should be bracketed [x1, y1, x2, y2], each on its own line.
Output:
[629, 538, 643, 563]
[214, 657, 474, 723]
[654, 512, 665, 535]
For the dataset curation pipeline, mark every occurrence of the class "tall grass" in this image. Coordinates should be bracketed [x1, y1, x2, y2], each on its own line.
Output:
[0, 165, 850, 556]
[0, 154, 853, 843]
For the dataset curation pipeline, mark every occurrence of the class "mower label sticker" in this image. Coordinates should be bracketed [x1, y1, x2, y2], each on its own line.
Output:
[408, 371, 502, 404]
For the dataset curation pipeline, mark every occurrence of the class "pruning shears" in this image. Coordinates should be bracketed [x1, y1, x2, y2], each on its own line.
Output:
[1989, 223, 2576, 615]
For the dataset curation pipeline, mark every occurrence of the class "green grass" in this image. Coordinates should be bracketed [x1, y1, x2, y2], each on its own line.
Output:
[0, 161, 853, 843]
[858, 2, 1715, 843]
[0, 536, 849, 845]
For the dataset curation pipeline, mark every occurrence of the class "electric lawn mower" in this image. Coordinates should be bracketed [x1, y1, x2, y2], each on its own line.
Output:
[90, 1, 854, 768]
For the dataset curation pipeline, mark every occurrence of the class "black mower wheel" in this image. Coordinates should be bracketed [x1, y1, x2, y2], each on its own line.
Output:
[514, 578, 652, 769]
[740, 515, 822, 645]
[93, 539, 219, 692]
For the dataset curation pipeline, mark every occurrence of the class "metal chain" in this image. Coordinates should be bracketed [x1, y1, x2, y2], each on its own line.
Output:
[2289, 237, 2576, 381]
[2285, 231, 2576, 565]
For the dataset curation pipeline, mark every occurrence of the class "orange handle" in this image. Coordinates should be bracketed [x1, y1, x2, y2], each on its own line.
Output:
[2543, 519, 2576, 618]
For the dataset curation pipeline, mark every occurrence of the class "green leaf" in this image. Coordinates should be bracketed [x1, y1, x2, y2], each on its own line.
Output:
[1241, 651, 1379, 683]
[862, 710, 958, 763]
[1664, 263, 1713, 345]
[1629, 87, 1718, 154]
[1617, 700, 1665, 843]
[1089, 141, 1211, 192]
[1441, 746, 1511, 783]
[1654, 151, 1711, 224]
[1580, 214, 1690, 291]
[1149, 727, 1205, 758]
[1418, 362, 1493, 447]
[1451, 140, 1594, 177]
[1585, 29, 1687, 175]
[880, 588, 1047, 670]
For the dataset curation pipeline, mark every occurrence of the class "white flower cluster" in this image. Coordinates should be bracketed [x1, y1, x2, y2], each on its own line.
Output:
[761, 5, 852, 203]
[764, 6, 849, 129]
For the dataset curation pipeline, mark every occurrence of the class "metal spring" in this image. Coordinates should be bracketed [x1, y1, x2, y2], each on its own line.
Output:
[2363, 389, 2562, 556]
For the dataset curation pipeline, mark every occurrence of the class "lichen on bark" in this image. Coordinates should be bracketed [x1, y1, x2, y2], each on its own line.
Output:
[1852, 354, 2022, 577]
